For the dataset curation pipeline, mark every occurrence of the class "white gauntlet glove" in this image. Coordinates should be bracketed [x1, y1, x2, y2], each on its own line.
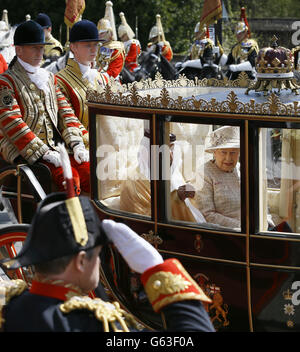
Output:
[229, 61, 252, 72]
[182, 59, 202, 69]
[102, 219, 163, 274]
[42, 150, 62, 168]
[73, 142, 89, 164]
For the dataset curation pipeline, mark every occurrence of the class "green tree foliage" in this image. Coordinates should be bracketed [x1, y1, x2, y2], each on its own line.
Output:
[1, 0, 300, 54]
[226, 0, 300, 18]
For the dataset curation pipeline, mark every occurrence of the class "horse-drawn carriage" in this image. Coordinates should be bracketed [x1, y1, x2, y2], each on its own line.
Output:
[2, 67, 300, 332]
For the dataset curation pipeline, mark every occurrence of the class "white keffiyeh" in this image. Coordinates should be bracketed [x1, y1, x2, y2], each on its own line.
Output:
[18, 58, 50, 94]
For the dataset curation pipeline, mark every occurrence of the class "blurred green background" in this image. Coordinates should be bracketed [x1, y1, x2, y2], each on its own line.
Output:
[1, 0, 300, 55]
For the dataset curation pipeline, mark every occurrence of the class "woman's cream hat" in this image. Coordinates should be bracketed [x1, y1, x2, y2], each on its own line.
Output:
[205, 126, 240, 153]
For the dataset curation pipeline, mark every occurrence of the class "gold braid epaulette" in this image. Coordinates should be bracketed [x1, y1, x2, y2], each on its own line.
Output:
[0, 279, 28, 330]
[141, 259, 212, 313]
[60, 296, 140, 332]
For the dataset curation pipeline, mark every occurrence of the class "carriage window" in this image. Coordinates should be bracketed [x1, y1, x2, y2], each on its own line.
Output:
[164, 122, 241, 231]
[260, 128, 300, 234]
[95, 114, 150, 217]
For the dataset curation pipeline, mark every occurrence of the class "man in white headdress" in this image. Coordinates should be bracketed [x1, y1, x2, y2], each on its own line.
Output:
[118, 12, 141, 72]
[96, 1, 125, 81]
[147, 14, 173, 62]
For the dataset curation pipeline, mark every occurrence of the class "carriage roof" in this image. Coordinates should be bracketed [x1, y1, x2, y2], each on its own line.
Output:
[87, 72, 300, 119]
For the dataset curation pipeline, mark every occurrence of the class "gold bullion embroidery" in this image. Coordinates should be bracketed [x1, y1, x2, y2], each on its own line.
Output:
[60, 296, 139, 332]
[146, 271, 192, 303]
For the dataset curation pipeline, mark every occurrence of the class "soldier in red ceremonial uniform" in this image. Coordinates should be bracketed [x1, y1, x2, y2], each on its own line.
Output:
[118, 12, 141, 72]
[0, 20, 90, 194]
[56, 20, 108, 132]
[0, 190, 215, 332]
[0, 53, 7, 74]
[222, 8, 259, 80]
[147, 14, 173, 62]
[96, 1, 125, 81]
[178, 22, 225, 75]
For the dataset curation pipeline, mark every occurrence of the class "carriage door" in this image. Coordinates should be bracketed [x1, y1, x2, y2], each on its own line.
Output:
[88, 107, 163, 328]
[250, 122, 300, 331]
[154, 114, 249, 332]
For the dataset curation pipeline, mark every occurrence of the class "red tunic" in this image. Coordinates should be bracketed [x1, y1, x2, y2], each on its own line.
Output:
[97, 41, 125, 79]
[124, 39, 141, 71]
[0, 54, 8, 74]
[147, 40, 173, 62]
[107, 48, 125, 78]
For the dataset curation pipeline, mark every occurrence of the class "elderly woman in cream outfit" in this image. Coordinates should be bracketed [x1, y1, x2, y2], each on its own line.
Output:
[195, 126, 241, 229]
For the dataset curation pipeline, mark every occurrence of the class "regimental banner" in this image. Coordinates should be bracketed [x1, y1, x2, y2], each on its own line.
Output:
[199, 0, 222, 31]
[64, 0, 85, 28]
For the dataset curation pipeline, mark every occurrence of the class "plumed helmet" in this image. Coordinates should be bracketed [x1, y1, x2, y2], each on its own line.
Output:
[149, 25, 162, 40]
[97, 18, 112, 33]
[236, 7, 250, 37]
[97, 1, 117, 40]
[149, 14, 165, 42]
[118, 12, 135, 40]
[35, 13, 52, 28]
[0, 192, 107, 270]
[14, 20, 51, 46]
[70, 19, 100, 42]
[0, 20, 8, 32]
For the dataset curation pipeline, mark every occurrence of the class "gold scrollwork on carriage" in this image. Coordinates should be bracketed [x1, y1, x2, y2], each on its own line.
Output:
[141, 230, 163, 248]
[87, 72, 300, 117]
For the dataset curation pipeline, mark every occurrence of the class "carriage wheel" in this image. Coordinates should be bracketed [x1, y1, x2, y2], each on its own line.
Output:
[0, 224, 31, 284]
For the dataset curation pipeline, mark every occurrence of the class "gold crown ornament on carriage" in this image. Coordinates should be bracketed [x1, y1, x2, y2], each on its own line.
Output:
[246, 35, 300, 96]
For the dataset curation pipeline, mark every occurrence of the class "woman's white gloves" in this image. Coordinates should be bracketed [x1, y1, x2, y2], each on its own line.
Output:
[102, 219, 163, 274]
